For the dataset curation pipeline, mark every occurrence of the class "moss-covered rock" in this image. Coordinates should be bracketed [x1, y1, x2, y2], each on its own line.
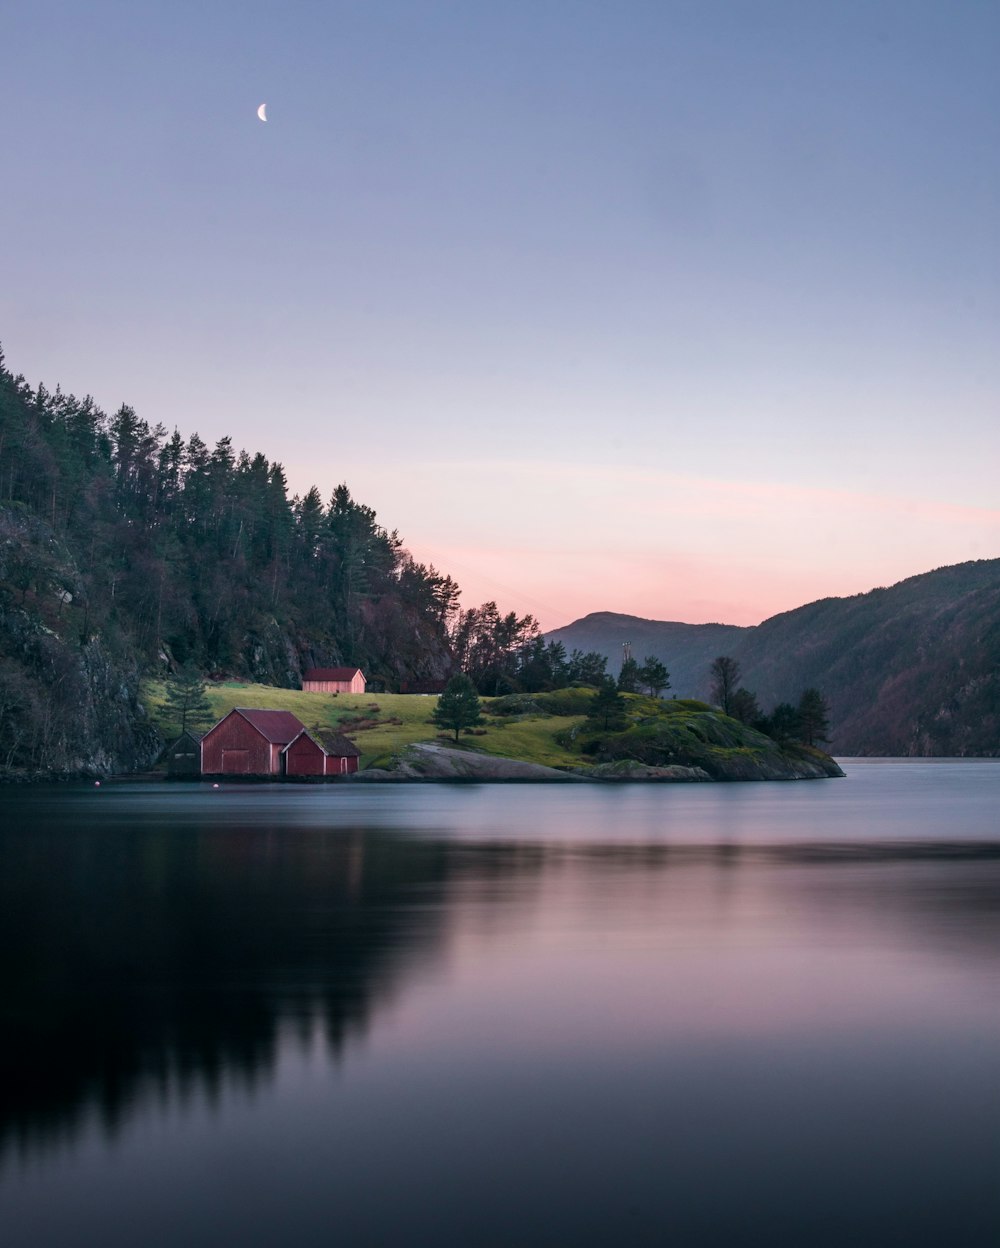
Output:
[581, 705, 844, 781]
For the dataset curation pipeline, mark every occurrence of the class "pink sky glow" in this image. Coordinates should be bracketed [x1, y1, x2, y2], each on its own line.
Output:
[323, 461, 1000, 630]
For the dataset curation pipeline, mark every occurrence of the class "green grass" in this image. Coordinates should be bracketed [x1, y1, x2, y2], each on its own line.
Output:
[143, 680, 595, 770]
[143, 682, 446, 767]
[142, 680, 776, 774]
[475, 715, 588, 769]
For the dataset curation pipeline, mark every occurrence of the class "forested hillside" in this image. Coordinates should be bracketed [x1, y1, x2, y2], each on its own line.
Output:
[735, 561, 1000, 755]
[0, 349, 460, 773]
[548, 561, 1000, 756]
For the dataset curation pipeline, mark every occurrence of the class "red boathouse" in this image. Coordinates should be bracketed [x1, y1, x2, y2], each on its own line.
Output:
[201, 708, 306, 776]
[283, 729, 361, 777]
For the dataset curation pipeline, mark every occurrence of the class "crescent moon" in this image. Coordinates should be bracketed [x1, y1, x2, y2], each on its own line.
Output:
[257, 103, 267, 122]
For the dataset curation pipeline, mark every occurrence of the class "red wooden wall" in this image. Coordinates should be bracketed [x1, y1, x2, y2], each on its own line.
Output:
[201, 712, 276, 775]
[285, 735, 325, 776]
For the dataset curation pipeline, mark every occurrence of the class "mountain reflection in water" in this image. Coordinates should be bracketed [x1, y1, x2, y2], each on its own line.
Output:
[2, 767, 999, 1248]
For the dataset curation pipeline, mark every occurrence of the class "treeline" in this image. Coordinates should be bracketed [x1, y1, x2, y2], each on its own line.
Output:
[451, 603, 609, 695]
[0, 349, 460, 688]
[0, 347, 633, 772]
[0, 349, 474, 771]
[707, 655, 830, 747]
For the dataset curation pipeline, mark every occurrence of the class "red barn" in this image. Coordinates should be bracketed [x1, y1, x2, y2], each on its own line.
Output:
[201, 708, 306, 776]
[283, 729, 361, 777]
[302, 666, 366, 694]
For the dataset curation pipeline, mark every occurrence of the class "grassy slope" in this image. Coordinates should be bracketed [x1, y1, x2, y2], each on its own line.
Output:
[144, 683, 441, 767]
[145, 681, 588, 768]
[143, 682, 720, 771]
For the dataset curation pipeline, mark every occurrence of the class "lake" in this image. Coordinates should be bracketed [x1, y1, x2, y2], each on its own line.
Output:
[2, 761, 999, 1247]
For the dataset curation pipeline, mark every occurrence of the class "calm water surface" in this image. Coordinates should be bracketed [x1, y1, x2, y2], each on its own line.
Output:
[2, 761, 999, 1246]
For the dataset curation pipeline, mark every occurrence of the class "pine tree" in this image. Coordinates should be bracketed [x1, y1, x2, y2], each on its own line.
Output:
[797, 688, 831, 746]
[761, 702, 801, 745]
[431, 674, 484, 742]
[163, 663, 215, 735]
[729, 687, 761, 725]
[587, 678, 627, 731]
[617, 656, 641, 692]
[638, 656, 671, 697]
[566, 649, 608, 687]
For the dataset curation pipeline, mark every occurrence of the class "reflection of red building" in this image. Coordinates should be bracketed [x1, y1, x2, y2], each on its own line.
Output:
[283, 730, 361, 777]
[201, 709, 306, 775]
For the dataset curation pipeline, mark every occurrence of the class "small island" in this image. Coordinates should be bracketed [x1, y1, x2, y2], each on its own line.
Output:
[151, 677, 844, 784]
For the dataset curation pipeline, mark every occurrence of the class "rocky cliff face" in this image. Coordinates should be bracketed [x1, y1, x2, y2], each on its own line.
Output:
[0, 608, 161, 779]
[0, 510, 161, 778]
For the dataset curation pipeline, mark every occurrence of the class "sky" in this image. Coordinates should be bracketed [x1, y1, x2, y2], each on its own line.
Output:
[2, 0, 998, 628]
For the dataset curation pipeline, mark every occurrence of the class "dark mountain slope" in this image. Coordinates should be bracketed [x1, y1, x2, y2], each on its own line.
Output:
[737, 560, 1000, 755]
[548, 560, 1000, 756]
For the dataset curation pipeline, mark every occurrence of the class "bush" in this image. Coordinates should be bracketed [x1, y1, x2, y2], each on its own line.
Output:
[531, 688, 595, 717]
[488, 693, 549, 718]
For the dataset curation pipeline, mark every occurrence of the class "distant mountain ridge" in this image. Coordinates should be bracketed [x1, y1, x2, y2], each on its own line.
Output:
[547, 615, 746, 702]
[547, 559, 1000, 756]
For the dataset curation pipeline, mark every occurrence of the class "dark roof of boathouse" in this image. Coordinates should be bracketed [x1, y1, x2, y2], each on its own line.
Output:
[282, 728, 361, 758]
[231, 708, 306, 744]
[314, 730, 361, 757]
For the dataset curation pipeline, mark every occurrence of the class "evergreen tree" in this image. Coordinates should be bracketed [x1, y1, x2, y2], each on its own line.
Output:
[566, 649, 608, 687]
[517, 637, 569, 692]
[761, 702, 801, 745]
[729, 687, 761, 725]
[797, 688, 831, 746]
[638, 656, 671, 697]
[163, 663, 215, 735]
[587, 678, 627, 730]
[617, 656, 640, 692]
[450, 601, 540, 694]
[431, 674, 484, 742]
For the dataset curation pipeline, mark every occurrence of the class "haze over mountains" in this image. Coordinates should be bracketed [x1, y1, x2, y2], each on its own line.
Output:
[548, 560, 1000, 756]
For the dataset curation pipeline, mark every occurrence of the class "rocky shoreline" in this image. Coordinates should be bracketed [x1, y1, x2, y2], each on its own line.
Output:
[349, 742, 844, 783]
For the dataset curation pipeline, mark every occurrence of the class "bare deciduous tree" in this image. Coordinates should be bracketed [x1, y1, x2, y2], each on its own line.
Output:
[709, 656, 742, 716]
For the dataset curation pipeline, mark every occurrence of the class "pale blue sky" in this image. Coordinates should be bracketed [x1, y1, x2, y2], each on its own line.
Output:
[3, 1, 998, 625]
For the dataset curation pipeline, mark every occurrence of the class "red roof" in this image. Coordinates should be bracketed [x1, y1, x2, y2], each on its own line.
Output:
[233, 708, 306, 744]
[303, 667, 364, 681]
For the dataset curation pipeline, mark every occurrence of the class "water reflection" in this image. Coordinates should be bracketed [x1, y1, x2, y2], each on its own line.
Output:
[0, 819, 454, 1160]
[3, 791, 999, 1163]
[2, 775, 999, 1247]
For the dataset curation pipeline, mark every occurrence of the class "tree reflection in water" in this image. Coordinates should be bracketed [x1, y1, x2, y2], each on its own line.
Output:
[2, 794, 999, 1171]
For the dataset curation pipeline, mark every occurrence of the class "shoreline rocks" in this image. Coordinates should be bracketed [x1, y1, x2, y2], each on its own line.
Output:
[348, 742, 843, 784]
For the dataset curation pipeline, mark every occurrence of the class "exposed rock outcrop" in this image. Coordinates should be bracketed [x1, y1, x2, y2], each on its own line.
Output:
[351, 742, 584, 782]
[579, 761, 711, 781]
[354, 737, 842, 784]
